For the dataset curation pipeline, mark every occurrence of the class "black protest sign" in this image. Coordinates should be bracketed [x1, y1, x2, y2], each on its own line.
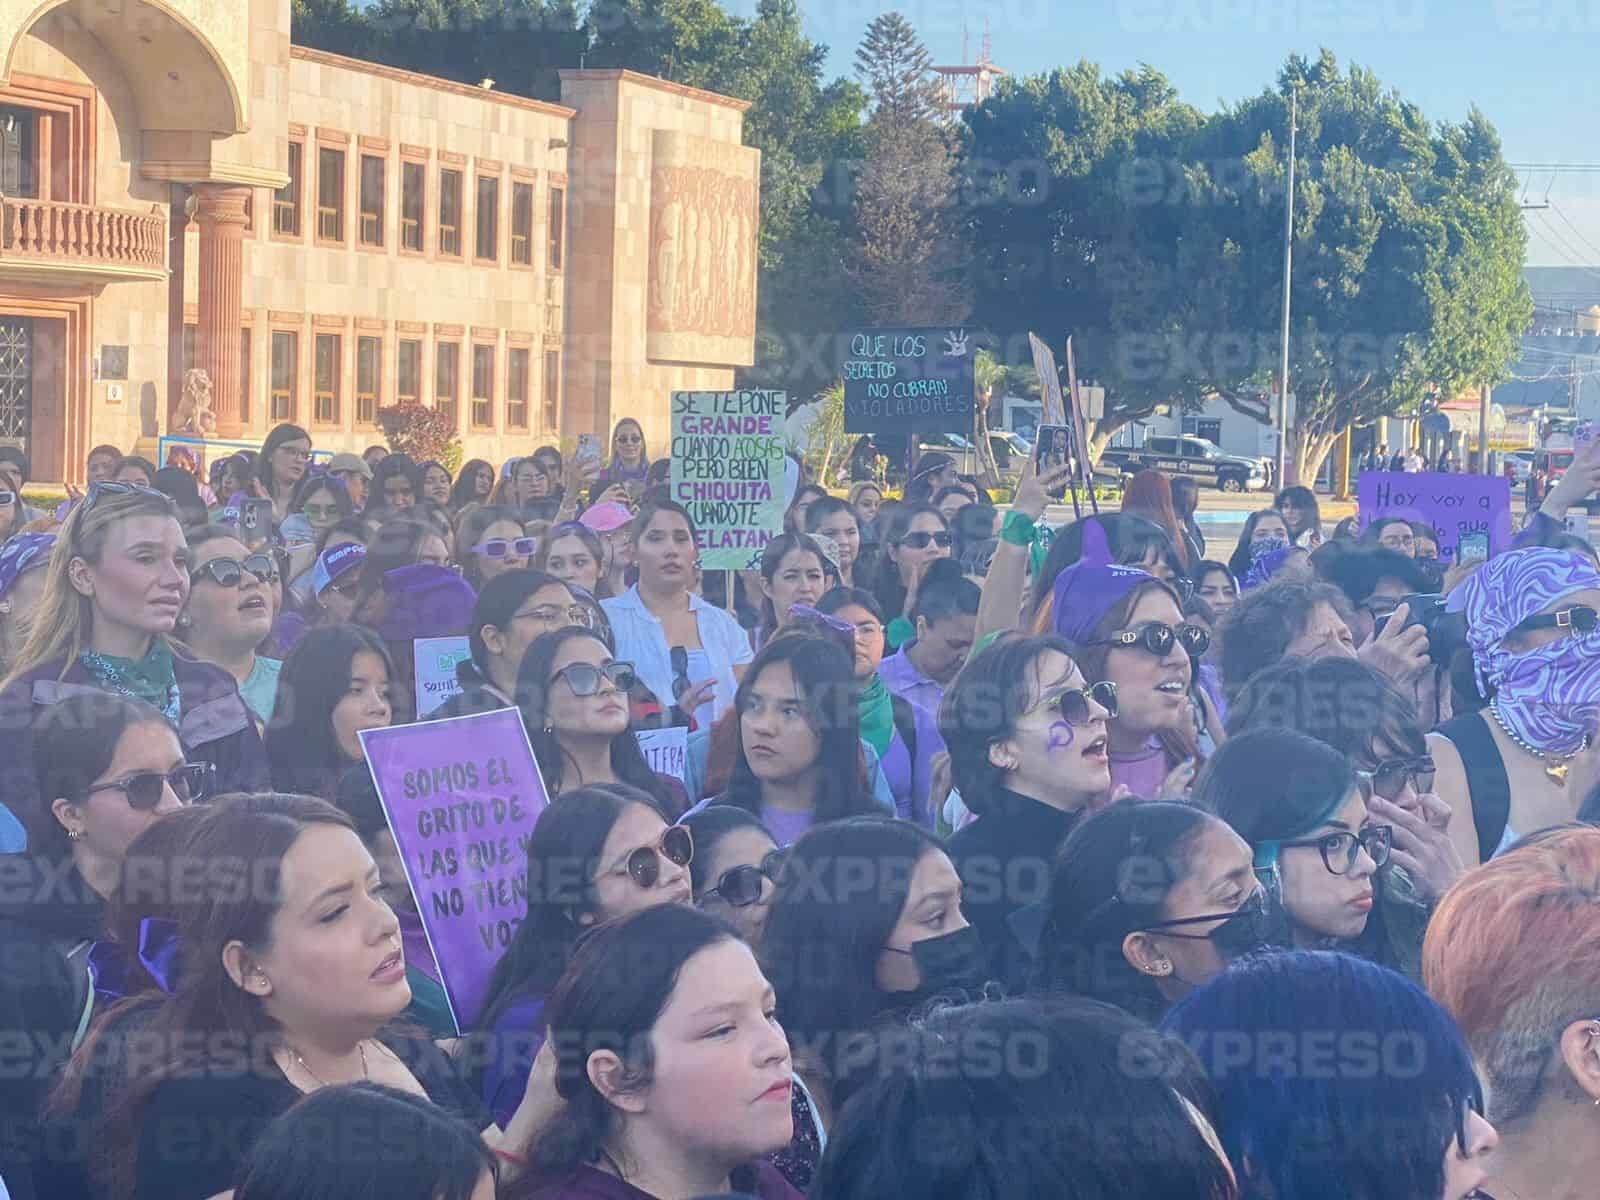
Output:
[841, 328, 976, 433]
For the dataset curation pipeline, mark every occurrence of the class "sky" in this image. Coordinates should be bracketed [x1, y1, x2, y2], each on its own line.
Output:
[722, 0, 1600, 272]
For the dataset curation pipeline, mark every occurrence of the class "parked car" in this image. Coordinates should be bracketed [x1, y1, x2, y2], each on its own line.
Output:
[915, 431, 1035, 483]
[1098, 435, 1271, 493]
[1506, 450, 1535, 485]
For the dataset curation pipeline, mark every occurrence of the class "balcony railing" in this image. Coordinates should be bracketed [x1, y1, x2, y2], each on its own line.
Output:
[1, 196, 165, 276]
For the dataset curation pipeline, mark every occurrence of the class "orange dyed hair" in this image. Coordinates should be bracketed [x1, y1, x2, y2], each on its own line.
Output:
[1422, 824, 1600, 1120]
[1120, 470, 1189, 571]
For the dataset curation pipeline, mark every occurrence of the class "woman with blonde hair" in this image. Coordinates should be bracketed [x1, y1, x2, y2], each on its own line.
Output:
[0, 483, 267, 828]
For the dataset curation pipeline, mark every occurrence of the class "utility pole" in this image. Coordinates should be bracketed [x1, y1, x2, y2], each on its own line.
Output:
[1276, 87, 1297, 490]
[1479, 382, 1492, 474]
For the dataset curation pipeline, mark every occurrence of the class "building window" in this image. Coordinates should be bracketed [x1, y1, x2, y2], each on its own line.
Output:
[507, 347, 530, 429]
[471, 343, 494, 427]
[357, 335, 381, 425]
[0, 106, 36, 198]
[274, 142, 302, 236]
[542, 349, 560, 431]
[270, 331, 297, 421]
[548, 185, 564, 270]
[475, 176, 499, 261]
[401, 161, 424, 252]
[359, 154, 384, 247]
[317, 147, 344, 242]
[435, 342, 459, 426]
[511, 182, 533, 266]
[398, 339, 421, 404]
[240, 328, 252, 425]
[439, 169, 462, 256]
[314, 334, 341, 424]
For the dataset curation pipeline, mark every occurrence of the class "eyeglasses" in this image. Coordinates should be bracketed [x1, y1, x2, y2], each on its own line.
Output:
[1519, 605, 1600, 635]
[611, 825, 694, 888]
[0, 490, 13, 506]
[472, 537, 538, 559]
[1141, 889, 1266, 938]
[278, 446, 312, 461]
[550, 660, 637, 697]
[191, 554, 279, 587]
[84, 762, 212, 810]
[1091, 622, 1210, 658]
[895, 531, 953, 551]
[1358, 756, 1436, 800]
[80, 480, 176, 518]
[703, 849, 787, 908]
[671, 645, 691, 703]
[513, 603, 593, 629]
[1278, 825, 1393, 876]
[302, 502, 341, 521]
[1042, 680, 1119, 725]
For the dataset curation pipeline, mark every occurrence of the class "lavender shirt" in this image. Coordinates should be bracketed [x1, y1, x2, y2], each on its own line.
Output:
[1109, 742, 1172, 800]
[877, 700, 946, 828]
[877, 645, 947, 714]
[481, 993, 547, 1128]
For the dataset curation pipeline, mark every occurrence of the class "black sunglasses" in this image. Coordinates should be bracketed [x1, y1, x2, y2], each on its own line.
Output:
[620, 825, 693, 888]
[1092, 621, 1210, 658]
[1359, 756, 1436, 801]
[1048, 680, 1119, 725]
[895, 530, 954, 551]
[191, 554, 279, 587]
[670, 645, 691, 703]
[551, 661, 637, 697]
[1519, 605, 1599, 635]
[84, 762, 212, 811]
[81, 480, 176, 516]
[704, 849, 787, 908]
[1279, 825, 1393, 876]
[0, 490, 13, 506]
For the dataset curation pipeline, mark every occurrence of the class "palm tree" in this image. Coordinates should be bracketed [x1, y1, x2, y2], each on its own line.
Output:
[973, 350, 1007, 489]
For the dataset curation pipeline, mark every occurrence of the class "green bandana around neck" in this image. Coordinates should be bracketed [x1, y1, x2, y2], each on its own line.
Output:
[858, 673, 895, 756]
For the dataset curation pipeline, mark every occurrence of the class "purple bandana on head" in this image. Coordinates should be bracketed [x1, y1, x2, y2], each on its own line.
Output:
[0, 531, 55, 598]
[1052, 519, 1156, 646]
[1449, 546, 1600, 752]
[379, 564, 478, 641]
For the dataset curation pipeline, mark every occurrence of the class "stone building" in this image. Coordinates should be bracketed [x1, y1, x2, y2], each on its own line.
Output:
[0, 0, 759, 484]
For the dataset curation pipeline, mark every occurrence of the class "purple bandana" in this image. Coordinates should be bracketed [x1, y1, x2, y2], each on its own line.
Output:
[0, 531, 54, 598]
[1449, 546, 1600, 752]
[379, 564, 478, 641]
[1052, 519, 1156, 645]
[1242, 544, 1298, 592]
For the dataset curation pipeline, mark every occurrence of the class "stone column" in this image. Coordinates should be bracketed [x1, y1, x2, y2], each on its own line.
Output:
[193, 185, 251, 439]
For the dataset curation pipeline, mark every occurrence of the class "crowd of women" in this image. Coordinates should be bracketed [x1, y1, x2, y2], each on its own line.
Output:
[1, 420, 1599, 1200]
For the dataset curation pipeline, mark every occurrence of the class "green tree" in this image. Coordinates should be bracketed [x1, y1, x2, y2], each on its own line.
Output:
[292, 0, 381, 58]
[853, 11, 943, 126]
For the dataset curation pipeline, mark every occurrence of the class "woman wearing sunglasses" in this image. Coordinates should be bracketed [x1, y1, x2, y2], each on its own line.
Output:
[515, 625, 686, 815]
[476, 784, 691, 1126]
[0, 691, 203, 1198]
[591, 417, 652, 490]
[0, 485, 268, 822]
[1033, 799, 1273, 1020]
[534, 522, 606, 598]
[265, 625, 394, 800]
[456, 505, 532, 590]
[1052, 520, 1212, 801]
[871, 503, 951, 645]
[939, 633, 1116, 991]
[682, 805, 781, 943]
[1194, 729, 1392, 958]
[176, 528, 283, 726]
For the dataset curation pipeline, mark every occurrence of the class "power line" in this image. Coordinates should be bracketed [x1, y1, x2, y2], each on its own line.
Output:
[1526, 210, 1600, 287]
[1548, 202, 1600, 265]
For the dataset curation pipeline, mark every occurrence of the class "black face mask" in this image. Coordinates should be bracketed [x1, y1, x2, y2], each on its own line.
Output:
[1208, 889, 1291, 961]
[885, 924, 993, 1009]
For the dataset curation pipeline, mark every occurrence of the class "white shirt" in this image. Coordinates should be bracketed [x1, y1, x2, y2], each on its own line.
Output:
[601, 585, 753, 722]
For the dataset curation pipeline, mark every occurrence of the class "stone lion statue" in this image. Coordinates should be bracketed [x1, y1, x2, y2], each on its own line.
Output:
[176, 367, 216, 437]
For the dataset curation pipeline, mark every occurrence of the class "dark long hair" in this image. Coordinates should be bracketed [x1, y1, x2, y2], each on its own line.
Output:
[1228, 508, 1291, 579]
[265, 624, 393, 799]
[367, 454, 421, 514]
[1028, 513, 1181, 629]
[455, 504, 527, 590]
[54, 793, 355, 1200]
[287, 473, 353, 522]
[680, 805, 776, 897]
[757, 531, 838, 636]
[352, 516, 443, 620]
[871, 503, 948, 619]
[760, 817, 942, 1090]
[257, 424, 311, 498]
[1033, 800, 1223, 1021]
[449, 459, 495, 512]
[30, 691, 177, 863]
[235, 1082, 495, 1200]
[513, 626, 670, 807]
[461, 568, 568, 684]
[516, 906, 755, 1197]
[476, 784, 666, 1031]
[721, 634, 875, 824]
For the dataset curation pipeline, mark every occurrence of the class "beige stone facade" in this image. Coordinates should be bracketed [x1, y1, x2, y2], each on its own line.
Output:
[0, 0, 758, 483]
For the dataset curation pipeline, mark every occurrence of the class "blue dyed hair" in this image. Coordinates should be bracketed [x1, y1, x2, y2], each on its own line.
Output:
[1161, 950, 1484, 1200]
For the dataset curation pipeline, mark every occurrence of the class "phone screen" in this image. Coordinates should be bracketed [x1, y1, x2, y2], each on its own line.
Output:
[576, 434, 602, 475]
[1458, 531, 1489, 561]
[1034, 424, 1072, 499]
[240, 498, 274, 547]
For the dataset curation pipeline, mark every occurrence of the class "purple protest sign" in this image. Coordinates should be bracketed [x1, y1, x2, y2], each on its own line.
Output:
[1357, 472, 1513, 563]
[360, 708, 548, 1034]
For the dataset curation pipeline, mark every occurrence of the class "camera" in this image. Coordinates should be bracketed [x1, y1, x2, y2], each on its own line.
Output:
[1373, 593, 1467, 667]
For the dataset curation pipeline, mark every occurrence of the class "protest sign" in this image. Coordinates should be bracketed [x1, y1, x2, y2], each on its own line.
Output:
[842, 327, 976, 434]
[1357, 472, 1513, 563]
[636, 726, 688, 783]
[414, 636, 472, 717]
[361, 709, 548, 1033]
[670, 389, 787, 571]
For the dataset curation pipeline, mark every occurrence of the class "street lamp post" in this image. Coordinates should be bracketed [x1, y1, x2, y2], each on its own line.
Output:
[1276, 88, 1297, 490]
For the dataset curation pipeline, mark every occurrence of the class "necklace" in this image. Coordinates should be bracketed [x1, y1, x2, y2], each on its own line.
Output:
[284, 1039, 369, 1088]
[1489, 702, 1591, 786]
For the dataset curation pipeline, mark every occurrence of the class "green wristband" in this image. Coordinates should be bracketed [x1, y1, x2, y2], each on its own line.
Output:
[1000, 510, 1037, 547]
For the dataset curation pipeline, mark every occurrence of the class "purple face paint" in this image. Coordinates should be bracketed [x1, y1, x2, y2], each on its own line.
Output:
[1047, 721, 1075, 753]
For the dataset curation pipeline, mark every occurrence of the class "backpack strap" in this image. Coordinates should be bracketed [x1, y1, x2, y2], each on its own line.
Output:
[64, 939, 95, 1051]
[1438, 712, 1510, 862]
[889, 694, 917, 765]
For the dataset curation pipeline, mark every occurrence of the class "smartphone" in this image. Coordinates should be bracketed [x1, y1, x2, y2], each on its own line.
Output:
[1578, 420, 1597, 450]
[239, 498, 274, 548]
[1458, 531, 1489, 561]
[576, 433, 602, 477]
[1034, 424, 1072, 499]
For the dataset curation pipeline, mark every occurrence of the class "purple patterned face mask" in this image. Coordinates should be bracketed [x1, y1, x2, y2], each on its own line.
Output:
[1451, 548, 1600, 753]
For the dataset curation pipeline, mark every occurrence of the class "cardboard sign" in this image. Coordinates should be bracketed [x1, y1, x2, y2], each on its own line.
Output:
[414, 636, 473, 717]
[1357, 472, 1513, 564]
[636, 727, 688, 783]
[670, 389, 787, 571]
[842, 327, 976, 433]
[360, 709, 549, 1033]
